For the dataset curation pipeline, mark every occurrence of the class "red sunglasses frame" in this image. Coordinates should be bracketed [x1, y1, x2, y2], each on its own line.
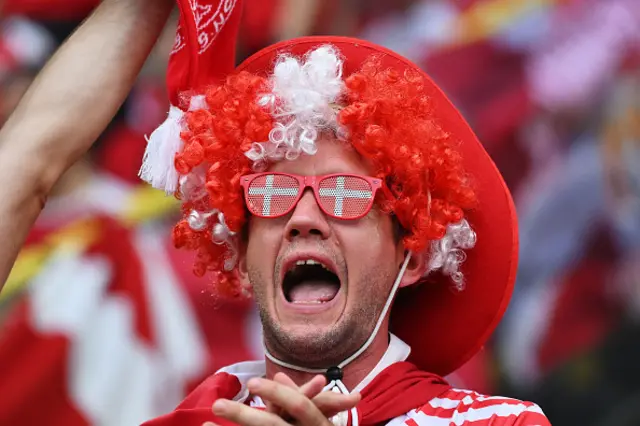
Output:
[240, 172, 383, 220]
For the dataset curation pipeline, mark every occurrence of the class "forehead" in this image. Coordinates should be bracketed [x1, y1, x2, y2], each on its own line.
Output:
[268, 136, 373, 176]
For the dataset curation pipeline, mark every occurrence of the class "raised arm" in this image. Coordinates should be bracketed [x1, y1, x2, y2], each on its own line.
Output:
[0, 0, 174, 288]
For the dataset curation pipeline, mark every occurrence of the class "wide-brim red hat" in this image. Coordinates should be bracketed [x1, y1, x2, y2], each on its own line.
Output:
[235, 37, 518, 377]
[141, 0, 518, 378]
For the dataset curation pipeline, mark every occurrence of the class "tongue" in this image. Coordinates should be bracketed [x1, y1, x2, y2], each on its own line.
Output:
[289, 281, 339, 303]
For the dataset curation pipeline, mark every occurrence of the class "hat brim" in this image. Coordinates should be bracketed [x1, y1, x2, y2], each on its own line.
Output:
[237, 36, 518, 377]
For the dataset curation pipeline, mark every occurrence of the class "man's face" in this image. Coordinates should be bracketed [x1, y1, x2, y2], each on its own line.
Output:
[241, 136, 406, 368]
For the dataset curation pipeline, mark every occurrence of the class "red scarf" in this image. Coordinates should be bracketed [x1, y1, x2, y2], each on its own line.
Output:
[142, 362, 451, 426]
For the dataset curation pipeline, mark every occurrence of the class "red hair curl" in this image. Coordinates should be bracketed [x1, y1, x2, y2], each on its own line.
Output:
[173, 71, 274, 296]
[171, 58, 477, 296]
[339, 58, 477, 253]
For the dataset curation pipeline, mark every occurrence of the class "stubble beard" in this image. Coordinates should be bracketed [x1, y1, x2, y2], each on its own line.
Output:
[249, 264, 395, 369]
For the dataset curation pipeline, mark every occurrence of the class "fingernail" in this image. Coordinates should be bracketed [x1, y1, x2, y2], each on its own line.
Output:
[212, 400, 228, 414]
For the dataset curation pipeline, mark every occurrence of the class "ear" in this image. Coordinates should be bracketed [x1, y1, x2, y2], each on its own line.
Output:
[237, 238, 251, 288]
[396, 245, 428, 289]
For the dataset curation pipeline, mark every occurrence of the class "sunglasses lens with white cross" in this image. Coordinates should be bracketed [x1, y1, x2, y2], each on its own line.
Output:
[241, 173, 382, 220]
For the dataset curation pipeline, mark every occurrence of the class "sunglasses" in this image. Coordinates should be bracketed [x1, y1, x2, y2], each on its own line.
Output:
[240, 172, 383, 220]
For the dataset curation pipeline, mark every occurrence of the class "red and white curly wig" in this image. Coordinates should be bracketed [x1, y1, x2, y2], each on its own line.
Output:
[170, 45, 478, 298]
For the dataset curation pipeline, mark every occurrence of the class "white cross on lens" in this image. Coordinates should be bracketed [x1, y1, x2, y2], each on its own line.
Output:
[248, 174, 299, 216]
[318, 176, 372, 217]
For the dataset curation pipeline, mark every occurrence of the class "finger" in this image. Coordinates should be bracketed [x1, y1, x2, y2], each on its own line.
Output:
[273, 372, 299, 388]
[312, 391, 361, 418]
[298, 374, 326, 399]
[266, 373, 301, 414]
[247, 378, 329, 426]
[266, 373, 326, 414]
[212, 398, 286, 426]
[273, 372, 326, 398]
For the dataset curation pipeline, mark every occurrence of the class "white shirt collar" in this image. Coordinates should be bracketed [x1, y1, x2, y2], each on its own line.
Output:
[217, 333, 411, 400]
[352, 333, 410, 393]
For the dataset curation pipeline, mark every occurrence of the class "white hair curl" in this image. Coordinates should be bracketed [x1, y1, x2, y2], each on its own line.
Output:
[239, 45, 478, 289]
[426, 219, 477, 290]
[245, 45, 346, 168]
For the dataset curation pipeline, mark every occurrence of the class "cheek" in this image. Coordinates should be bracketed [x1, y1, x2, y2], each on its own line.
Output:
[365, 211, 396, 249]
[338, 215, 398, 271]
[246, 218, 284, 270]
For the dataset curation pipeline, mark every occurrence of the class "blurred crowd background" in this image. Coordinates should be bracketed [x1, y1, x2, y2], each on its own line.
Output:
[0, 0, 638, 425]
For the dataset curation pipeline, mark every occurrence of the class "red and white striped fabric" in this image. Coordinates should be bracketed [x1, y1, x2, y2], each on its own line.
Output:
[247, 387, 549, 425]
[249, 383, 550, 425]
[398, 389, 550, 426]
[143, 336, 550, 426]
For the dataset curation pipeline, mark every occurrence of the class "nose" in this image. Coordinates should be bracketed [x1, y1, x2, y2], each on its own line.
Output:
[284, 189, 331, 241]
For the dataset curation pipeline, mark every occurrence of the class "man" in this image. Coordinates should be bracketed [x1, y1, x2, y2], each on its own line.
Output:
[0, 1, 549, 426]
[134, 1, 550, 425]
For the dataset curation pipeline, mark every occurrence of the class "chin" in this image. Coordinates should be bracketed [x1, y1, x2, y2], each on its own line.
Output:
[280, 322, 338, 341]
[264, 316, 356, 366]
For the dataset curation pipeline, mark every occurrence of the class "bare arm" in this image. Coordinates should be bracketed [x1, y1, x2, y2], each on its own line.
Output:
[0, 0, 174, 288]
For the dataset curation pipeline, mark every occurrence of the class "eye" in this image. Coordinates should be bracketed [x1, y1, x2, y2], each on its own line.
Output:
[246, 174, 300, 217]
[317, 175, 374, 219]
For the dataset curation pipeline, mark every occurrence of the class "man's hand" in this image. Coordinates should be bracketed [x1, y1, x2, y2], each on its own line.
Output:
[208, 373, 360, 425]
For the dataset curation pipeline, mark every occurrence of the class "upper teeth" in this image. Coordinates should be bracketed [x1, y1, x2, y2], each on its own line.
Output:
[295, 259, 330, 271]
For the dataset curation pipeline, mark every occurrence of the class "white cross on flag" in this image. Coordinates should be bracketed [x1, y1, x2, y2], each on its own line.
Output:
[247, 174, 300, 217]
[318, 176, 372, 217]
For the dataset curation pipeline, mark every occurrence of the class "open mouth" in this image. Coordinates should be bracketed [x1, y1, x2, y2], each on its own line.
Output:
[282, 259, 341, 304]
